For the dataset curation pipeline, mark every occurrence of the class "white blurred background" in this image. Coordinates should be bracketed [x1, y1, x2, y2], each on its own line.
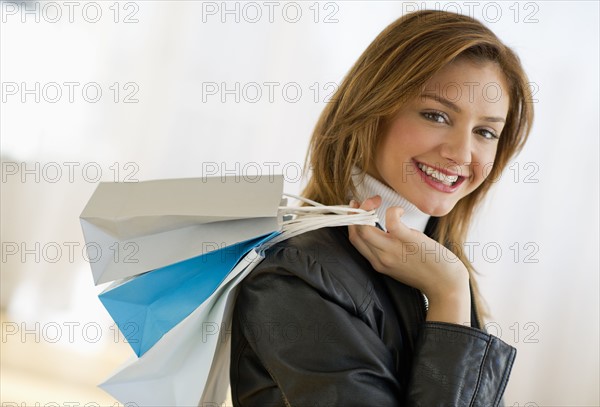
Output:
[1, 1, 598, 406]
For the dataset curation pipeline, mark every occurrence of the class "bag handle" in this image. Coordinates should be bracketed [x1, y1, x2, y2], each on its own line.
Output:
[257, 193, 379, 254]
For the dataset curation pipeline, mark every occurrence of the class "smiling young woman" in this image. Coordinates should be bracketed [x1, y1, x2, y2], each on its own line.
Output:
[231, 9, 533, 406]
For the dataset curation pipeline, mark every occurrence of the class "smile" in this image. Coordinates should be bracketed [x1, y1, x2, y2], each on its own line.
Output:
[414, 160, 466, 193]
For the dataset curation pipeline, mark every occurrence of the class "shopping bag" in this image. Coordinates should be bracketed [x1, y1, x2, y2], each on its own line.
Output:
[99, 248, 265, 407]
[97, 196, 379, 406]
[99, 231, 278, 357]
[80, 175, 283, 284]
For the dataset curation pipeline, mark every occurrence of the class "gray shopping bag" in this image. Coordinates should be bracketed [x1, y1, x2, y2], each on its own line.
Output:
[80, 175, 283, 284]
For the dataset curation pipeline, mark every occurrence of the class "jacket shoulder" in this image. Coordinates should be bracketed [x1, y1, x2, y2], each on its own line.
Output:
[243, 226, 377, 317]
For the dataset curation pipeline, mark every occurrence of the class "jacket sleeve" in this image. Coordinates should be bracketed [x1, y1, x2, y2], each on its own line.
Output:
[406, 322, 516, 407]
[231, 253, 517, 406]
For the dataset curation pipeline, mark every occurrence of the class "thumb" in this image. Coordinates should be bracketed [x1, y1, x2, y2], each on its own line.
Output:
[386, 207, 411, 237]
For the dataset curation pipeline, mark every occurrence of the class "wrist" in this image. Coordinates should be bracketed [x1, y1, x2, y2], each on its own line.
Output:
[422, 262, 469, 299]
[424, 273, 471, 325]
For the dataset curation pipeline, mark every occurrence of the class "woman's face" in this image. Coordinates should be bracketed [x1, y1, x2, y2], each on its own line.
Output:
[368, 59, 510, 216]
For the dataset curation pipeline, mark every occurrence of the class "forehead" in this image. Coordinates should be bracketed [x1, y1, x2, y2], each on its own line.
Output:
[420, 59, 510, 116]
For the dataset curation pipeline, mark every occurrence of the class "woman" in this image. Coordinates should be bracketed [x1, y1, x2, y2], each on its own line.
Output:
[230, 9, 533, 406]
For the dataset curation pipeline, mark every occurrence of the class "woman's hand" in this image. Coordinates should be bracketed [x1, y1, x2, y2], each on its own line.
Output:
[348, 195, 471, 325]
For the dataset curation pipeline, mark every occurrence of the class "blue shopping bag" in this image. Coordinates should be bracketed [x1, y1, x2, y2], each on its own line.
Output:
[99, 230, 279, 357]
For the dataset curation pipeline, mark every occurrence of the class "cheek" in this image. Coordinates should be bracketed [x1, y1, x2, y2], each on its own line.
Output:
[472, 148, 498, 184]
[475, 164, 492, 185]
[382, 120, 432, 156]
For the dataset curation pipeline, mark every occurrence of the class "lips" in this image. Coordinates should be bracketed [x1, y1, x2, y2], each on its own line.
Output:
[413, 159, 466, 193]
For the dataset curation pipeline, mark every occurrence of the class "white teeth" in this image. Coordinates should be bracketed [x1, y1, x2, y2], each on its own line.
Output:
[417, 163, 459, 186]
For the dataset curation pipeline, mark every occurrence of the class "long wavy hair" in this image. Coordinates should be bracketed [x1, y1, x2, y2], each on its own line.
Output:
[301, 10, 534, 326]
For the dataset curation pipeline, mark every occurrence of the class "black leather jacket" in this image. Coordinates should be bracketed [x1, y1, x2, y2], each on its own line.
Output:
[230, 221, 516, 406]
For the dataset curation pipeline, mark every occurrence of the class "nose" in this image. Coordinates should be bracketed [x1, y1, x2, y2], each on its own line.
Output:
[439, 126, 472, 167]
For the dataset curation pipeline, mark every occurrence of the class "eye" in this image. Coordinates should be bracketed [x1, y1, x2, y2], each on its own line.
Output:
[477, 128, 500, 140]
[421, 110, 449, 124]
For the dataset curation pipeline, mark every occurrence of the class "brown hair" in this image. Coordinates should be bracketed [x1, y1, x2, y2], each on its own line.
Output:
[301, 10, 534, 326]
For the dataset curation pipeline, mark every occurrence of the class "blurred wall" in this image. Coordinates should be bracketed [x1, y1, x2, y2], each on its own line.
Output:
[1, 1, 599, 406]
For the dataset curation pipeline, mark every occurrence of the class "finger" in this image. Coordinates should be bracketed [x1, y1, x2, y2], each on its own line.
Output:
[348, 223, 378, 260]
[385, 207, 425, 251]
[355, 205, 422, 258]
[350, 195, 387, 245]
[349, 224, 394, 265]
[348, 195, 394, 258]
[348, 223, 398, 275]
[360, 195, 382, 211]
[348, 199, 359, 211]
[385, 206, 410, 237]
[348, 196, 382, 259]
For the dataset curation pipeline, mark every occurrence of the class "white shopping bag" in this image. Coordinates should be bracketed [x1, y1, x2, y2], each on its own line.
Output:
[80, 175, 283, 284]
[99, 248, 265, 406]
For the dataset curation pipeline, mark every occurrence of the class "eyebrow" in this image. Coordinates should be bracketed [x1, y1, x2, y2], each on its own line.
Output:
[420, 93, 506, 123]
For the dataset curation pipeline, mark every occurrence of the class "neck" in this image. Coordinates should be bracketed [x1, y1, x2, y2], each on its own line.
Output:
[350, 168, 431, 233]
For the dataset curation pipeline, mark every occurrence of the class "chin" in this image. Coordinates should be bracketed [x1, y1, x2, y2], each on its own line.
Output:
[414, 200, 457, 217]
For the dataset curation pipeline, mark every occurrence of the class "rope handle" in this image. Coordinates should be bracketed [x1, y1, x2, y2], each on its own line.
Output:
[256, 193, 379, 254]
